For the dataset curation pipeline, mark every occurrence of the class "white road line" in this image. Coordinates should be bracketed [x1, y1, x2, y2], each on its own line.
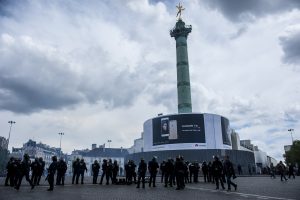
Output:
[186, 186, 295, 200]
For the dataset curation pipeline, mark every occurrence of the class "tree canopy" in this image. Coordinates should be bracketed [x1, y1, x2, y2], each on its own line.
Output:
[284, 140, 300, 165]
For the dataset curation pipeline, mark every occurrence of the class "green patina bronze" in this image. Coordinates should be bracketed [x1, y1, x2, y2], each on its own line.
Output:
[170, 19, 192, 113]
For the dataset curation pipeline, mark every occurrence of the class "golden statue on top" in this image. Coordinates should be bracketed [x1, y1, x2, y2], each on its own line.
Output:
[176, 2, 185, 20]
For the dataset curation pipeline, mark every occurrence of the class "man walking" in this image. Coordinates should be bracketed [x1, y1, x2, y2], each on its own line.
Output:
[47, 156, 57, 191]
[136, 158, 147, 189]
[148, 156, 159, 187]
[223, 155, 237, 191]
[212, 156, 225, 190]
[14, 154, 34, 190]
[92, 160, 100, 184]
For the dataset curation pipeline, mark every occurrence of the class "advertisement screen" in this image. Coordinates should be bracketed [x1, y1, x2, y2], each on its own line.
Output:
[152, 114, 205, 146]
[221, 117, 231, 145]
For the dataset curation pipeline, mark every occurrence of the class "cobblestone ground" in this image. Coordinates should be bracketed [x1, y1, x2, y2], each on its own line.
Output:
[0, 176, 299, 200]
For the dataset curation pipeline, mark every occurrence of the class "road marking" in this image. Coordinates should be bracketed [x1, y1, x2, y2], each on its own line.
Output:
[186, 186, 295, 200]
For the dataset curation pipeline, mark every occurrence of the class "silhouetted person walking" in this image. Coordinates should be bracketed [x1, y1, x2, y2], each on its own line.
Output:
[223, 155, 237, 191]
[92, 160, 100, 184]
[148, 156, 159, 187]
[72, 158, 80, 184]
[5, 157, 15, 187]
[136, 158, 147, 189]
[277, 161, 287, 181]
[47, 156, 57, 191]
[14, 154, 34, 190]
[212, 156, 225, 190]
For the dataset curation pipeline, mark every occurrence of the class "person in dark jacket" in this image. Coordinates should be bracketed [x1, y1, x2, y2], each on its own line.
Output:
[136, 158, 147, 188]
[208, 161, 214, 183]
[36, 157, 45, 185]
[202, 161, 208, 183]
[31, 158, 41, 186]
[212, 156, 225, 190]
[56, 158, 67, 185]
[112, 160, 119, 184]
[5, 157, 15, 187]
[164, 158, 174, 187]
[14, 154, 34, 190]
[92, 160, 100, 184]
[160, 161, 166, 183]
[106, 159, 113, 185]
[148, 156, 159, 187]
[288, 163, 295, 179]
[192, 161, 200, 183]
[47, 156, 57, 191]
[277, 161, 288, 181]
[223, 156, 237, 191]
[78, 159, 87, 184]
[100, 159, 108, 185]
[175, 156, 185, 190]
[72, 158, 80, 184]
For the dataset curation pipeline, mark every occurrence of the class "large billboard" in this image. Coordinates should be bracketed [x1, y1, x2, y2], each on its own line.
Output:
[221, 117, 231, 146]
[152, 114, 205, 146]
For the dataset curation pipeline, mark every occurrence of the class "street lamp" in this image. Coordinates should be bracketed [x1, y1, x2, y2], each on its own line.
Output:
[107, 140, 112, 148]
[58, 132, 64, 157]
[288, 129, 294, 144]
[7, 121, 16, 149]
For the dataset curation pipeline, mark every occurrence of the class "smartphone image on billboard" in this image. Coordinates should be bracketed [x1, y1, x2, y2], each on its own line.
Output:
[161, 117, 169, 137]
[169, 120, 178, 140]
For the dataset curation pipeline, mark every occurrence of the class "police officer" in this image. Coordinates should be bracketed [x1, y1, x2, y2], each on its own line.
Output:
[148, 156, 159, 187]
[14, 154, 34, 190]
[125, 160, 131, 184]
[223, 155, 237, 191]
[188, 161, 195, 183]
[112, 160, 119, 184]
[13, 158, 21, 188]
[100, 159, 108, 185]
[202, 161, 208, 182]
[193, 161, 200, 183]
[175, 156, 185, 190]
[78, 159, 87, 184]
[56, 158, 67, 185]
[92, 160, 100, 184]
[136, 158, 147, 189]
[31, 158, 40, 185]
[208, 161, 214, 183]
[277, 161, 288, 181]
[130, 160, 137, 184]
[212, 156, 225, 190]
[72, 158, 80, 184]
[160, 160, 166, 183]
[5, 157, 15, 187]
[164, 158, 174, 187]
[47, 156, 57, 191]
[36, 157, 45, 185]
[106, 159, 113, 185]
[288, 163, 295, 179]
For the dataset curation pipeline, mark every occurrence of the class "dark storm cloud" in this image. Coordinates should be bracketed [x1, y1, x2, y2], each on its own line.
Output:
[0, 37, 84, 113]
[280, 31, 300, 65]
[0, 35, 144, 114]
[0, 0, 148, 114]
[201, 0, 300, 22]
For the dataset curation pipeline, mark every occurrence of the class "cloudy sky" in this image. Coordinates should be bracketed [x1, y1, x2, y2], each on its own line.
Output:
[0, 0, 299, 161]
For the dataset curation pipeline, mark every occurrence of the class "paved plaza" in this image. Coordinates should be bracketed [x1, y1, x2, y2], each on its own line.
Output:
[0, 176, 299, 200]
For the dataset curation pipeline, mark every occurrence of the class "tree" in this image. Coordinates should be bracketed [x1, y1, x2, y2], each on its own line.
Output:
[284, 140, 300, 165]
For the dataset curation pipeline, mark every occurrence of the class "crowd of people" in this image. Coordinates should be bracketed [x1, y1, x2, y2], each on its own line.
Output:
[3, 154, 297, 192]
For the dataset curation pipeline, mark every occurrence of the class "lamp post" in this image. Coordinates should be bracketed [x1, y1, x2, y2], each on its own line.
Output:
[288, 129, 294, 144]
[107, 140, 112, 148]
[58, 132, 64, 157]
[7, 121, 16, 149]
